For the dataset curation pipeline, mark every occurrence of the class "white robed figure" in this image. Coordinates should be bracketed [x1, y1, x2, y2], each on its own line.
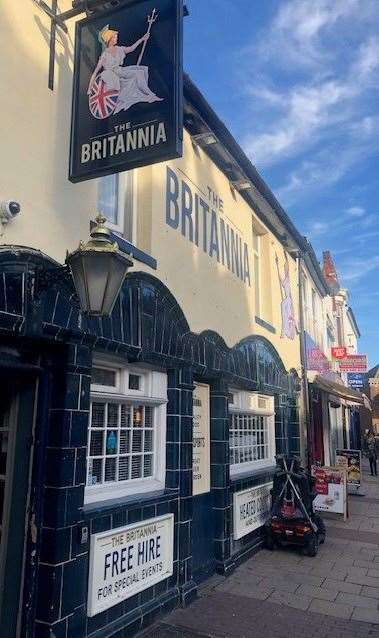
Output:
[87, 14, 162, 116]
[276, 253, 298, 340]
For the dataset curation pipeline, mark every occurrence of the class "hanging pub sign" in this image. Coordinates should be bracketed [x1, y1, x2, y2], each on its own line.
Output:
[69, 0, 183, 183]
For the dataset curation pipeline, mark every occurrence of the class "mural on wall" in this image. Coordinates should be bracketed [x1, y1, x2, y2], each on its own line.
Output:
[275, 252, 298, 340]
[87, 10, 163, 120]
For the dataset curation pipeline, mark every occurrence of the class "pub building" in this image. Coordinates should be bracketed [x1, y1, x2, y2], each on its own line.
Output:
[0, 1, 321, 636]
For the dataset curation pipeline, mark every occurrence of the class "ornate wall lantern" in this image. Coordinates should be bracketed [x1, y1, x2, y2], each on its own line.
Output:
[66, 213, 133, 316]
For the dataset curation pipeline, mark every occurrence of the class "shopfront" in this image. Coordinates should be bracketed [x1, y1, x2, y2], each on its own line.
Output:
[0, 250, 300, 636]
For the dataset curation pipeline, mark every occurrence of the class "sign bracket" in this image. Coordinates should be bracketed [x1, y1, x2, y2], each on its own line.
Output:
[32, 0, 188, 90]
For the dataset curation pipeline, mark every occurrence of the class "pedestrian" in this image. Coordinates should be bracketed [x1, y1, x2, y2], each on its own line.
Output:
[365, 430, 378, 476]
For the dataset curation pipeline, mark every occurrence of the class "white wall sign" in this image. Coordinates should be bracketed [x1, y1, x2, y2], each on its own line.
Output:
[192, 383, 211, 496]
[233, 482, 273, 540]
[87, 514, 174, 617]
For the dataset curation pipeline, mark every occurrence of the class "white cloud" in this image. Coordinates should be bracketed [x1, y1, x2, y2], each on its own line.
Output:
[341, 256, 379, 282]
[346, 206, 365, 217]
[240, 0, 379, 194]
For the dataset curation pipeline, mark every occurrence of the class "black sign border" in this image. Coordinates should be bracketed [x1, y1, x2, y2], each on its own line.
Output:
[69, 0, 183, 183]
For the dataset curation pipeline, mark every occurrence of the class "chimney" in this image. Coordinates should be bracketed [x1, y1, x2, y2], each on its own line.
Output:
[322, 251, 340, 294]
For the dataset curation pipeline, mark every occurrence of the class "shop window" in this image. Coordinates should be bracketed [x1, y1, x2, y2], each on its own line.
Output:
[85, 361, 167, 504]
[229, 391, 275, 476]
[97, 171, 135, 241]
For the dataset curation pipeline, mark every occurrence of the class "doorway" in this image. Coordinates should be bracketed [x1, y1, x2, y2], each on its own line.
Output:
[0, 373, 37, 637]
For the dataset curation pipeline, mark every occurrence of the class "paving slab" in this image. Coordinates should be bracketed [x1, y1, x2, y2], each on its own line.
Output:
[352, 608, 379, 624]
[361, 586, 379, 599]
[268, 589, 312, 610]
[347, 574, 379, 588]
[323, 578, 363, 594]
[296, 584, 337, 601]
[308, 598, 354, 619]
[335, 593, 378, 609]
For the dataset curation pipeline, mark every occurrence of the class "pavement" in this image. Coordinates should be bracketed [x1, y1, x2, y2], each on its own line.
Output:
[144, 462, 379, 638]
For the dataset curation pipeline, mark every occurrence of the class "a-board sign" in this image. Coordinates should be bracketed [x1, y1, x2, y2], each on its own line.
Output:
[312, 466, 347, 520]
[233, 482, 273, 540]
[70, 0, 183, 182]
[87, 514, 174, 616]
[336, 449, 362, 490]
[192, 383, 211, 496]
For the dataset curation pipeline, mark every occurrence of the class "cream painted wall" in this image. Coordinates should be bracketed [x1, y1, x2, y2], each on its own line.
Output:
[0, 1, 97, 260]
[1, 2, 300, 372]
[149, 131, 301, 372]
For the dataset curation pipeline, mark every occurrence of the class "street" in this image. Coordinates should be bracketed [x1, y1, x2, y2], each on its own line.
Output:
[146, 465, 379, 637]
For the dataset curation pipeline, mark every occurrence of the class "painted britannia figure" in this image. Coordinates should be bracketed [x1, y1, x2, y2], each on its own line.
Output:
[87, 9, 162, 119]
[276, 253, 298, 340]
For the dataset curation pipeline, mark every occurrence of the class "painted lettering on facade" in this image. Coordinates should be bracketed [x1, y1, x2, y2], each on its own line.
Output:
[166, 167, 251, 286]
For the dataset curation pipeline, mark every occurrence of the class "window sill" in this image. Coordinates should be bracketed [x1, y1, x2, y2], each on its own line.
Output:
[110, 232, 157, 270]
[230, 464, 276, 483]
[255, 316, 276, 334]
[90, 221, 157, 270]
[82, 486, 178, 516]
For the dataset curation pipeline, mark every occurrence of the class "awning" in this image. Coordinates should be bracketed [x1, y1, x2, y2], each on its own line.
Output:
[312, 375, 364, 405]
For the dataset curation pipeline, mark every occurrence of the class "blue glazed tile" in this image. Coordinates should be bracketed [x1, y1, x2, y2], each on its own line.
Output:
[65, 485, 85, 525]
[40, 526, 71, 564]
[79, 374, 91, 411]
[211, 441, 228, 464]
[74, 447, 86, 486]
[45, 448, 75, 488]
[43, 487, 67, 528]
[142, 505, 155, 519]
[35, 618, 67, 638]
[167, 389, 180, 414]
[156, 501, 170, 516]
[179, 496, 192, 522]
[166, 470, 179, 490]
[67, 605, 86, 638]
[5, 272, 23, 315]
[70, 411, 89, 447]
[169, 499, 179, 518]
[48, 410, 71, 447]
[210, 395, 228, 418]
[91, 515, 112, 534]
[52, 293, 71, 328]
[181, 416, 193, 443]
[128, 508, 142, 523]
[112, 509, 128, 529]
[166, 415, 180, 443]
[180, 443, 192, 470]
[51, 372, 80, 410]
[36, 564, 63, 623]
[61, 556, 87, 617]
[166, 442, 179, 471]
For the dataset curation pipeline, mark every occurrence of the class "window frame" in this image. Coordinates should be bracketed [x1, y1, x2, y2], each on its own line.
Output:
[229, 391, 276, 477]
[85, 359, 167, 504]
[97, 171, 137, 242]
[252, 227, 261, 317]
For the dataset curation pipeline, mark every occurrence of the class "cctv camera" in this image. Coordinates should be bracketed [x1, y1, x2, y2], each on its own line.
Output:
[0, 200, 21, 224]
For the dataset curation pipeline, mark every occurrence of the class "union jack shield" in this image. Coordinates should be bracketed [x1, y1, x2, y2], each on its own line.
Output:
[88, 77, 119, 119]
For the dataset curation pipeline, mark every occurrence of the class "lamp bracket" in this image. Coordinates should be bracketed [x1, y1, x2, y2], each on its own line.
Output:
[32, 0, 189, 90]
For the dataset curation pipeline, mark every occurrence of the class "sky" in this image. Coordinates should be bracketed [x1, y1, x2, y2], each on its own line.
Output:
[183, 0, 379, 367]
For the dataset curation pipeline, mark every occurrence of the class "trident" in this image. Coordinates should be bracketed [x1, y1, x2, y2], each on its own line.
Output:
[137, 8, 158, 66]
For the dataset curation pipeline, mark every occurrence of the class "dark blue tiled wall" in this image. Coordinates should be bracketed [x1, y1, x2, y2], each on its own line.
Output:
[0, 250, 301, 638]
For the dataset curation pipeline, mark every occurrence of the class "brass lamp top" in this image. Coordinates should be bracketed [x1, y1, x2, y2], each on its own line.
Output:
[66, 213, 133, 264]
